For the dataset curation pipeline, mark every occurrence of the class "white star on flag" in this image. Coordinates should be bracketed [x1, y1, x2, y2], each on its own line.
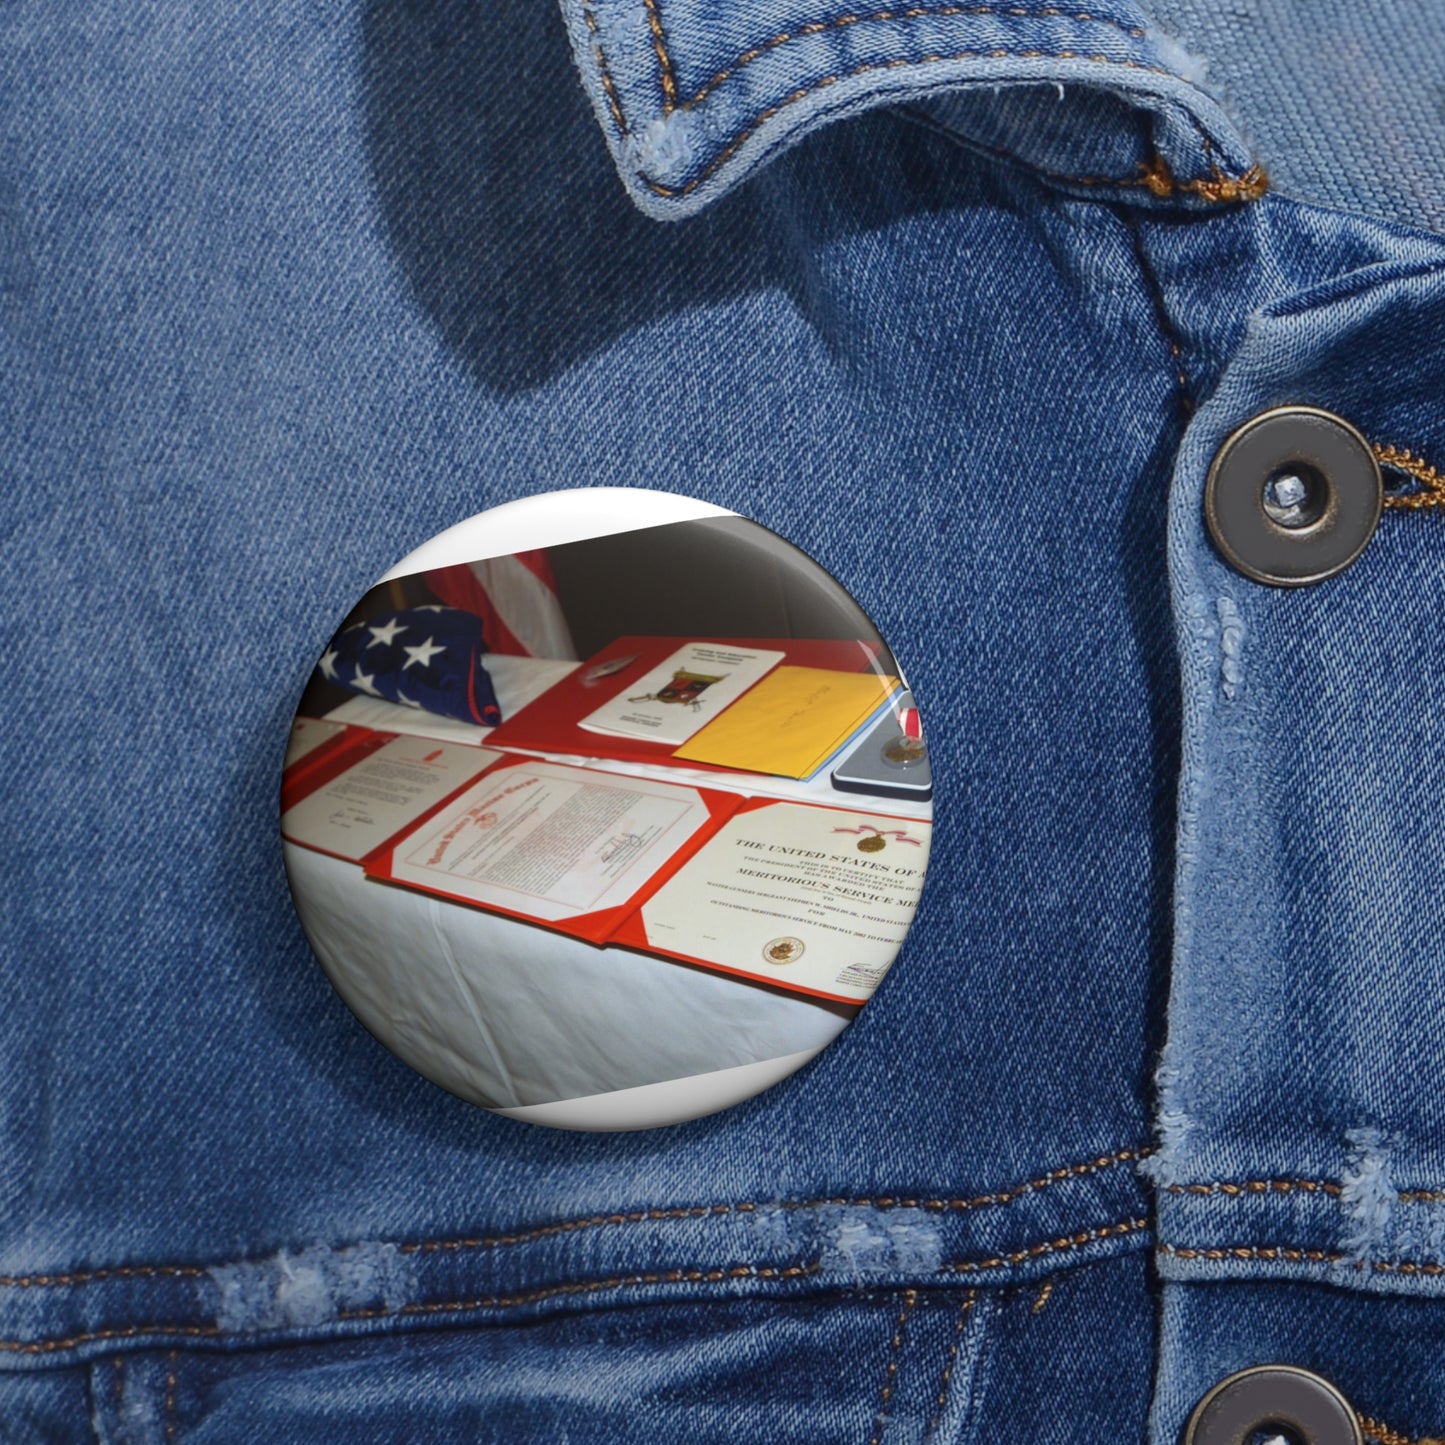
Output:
[318, 646, 339, 680]
[352, 664, 383, 697]
[402, 636, 446, 671]
[367, 617, 407, 649]
[395, 689, 421, 708]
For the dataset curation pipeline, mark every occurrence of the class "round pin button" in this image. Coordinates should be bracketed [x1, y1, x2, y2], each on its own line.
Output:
[1204, 406, 1382, 586]
[280, 489, 932, 1130]
[1183, 1365, 1363, 1445]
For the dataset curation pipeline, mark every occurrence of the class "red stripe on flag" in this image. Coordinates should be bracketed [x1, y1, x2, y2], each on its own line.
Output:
[511, 548, 559, 589]
[425, 564, 532, 656]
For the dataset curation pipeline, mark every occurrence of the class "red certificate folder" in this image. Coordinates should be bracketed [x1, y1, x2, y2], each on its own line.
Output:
[279, 723, 392, 813]
[361, 755, 744, 946]
[362, 757, 929, 1005]
[482, 635, 883, 771]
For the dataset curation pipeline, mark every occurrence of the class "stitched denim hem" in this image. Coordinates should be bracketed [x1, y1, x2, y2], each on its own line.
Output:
[0, 1147, 1150, 1368]
[1156, 1181, 1445, 1298]
[559, 0, 1261, 218]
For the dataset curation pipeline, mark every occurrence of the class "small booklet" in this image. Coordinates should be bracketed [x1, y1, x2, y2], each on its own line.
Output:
[577, 642, 785, 747]
[673, 666, 902, 779]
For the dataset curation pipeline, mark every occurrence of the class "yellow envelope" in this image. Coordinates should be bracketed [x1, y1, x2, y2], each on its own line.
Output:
[674, 666, 901, 779]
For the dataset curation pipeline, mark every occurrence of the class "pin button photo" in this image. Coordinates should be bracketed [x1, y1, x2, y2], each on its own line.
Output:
[1204, 406, 1383, 586]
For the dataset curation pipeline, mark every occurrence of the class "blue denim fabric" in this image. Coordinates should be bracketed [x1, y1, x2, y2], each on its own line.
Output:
[3, 0, 1445, 1441]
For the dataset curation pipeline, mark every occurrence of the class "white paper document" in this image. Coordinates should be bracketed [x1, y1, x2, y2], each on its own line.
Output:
[640, 802, 931, 1001]
[283, 716, 347, 768]
[281, 736, 502, 861]
[578, 642, 785, 747]
[384, 761, 716, 922]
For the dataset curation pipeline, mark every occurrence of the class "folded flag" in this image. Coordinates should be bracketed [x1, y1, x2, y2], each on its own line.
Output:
[314, 606, 502, 726]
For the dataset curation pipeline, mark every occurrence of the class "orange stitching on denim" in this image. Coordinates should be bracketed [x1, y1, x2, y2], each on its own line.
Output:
[583, 7, 628, 133]
[346, 1260, 824, 1322]
[0, 1324, 224, 1357]
[941, 1216, 1149, 1273]
[1160, 1243, 1345, 1264]
[164, 1349, 179, 1442]
[641, 50, 1182, 199]
[398, 1146, 1150, 1257]
[1165, 1178, 1343, 1198]
[924, 1291, 977, 1435]
[868, 1288, 919, 1445]
[584, 4, 1266, 204]
[1375, 444, 1445, 510]
[1363, 1418, 1413, 1445]
[0, 1263, 206, 1288]
[682, 6, 1149, 110]
[0, 1147, 1150, 1295]
[0, 1265, 824, 1354]
[643, 0, 677, 107]
[1158, 1242, 1445, 1276]
[0, 1212, 1149, 1355]
[1030, 1276, 1056, 1313]
[1360, 1413, 1445, 1445]
[1165, 1177, 1445, 1203]
[1135, 151, 1268, 203]
[926, 123, 1264, 202]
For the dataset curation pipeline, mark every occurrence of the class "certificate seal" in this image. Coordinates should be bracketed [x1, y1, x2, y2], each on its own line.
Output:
[856, 834, 887, 853]
[763, 936, 805, 965]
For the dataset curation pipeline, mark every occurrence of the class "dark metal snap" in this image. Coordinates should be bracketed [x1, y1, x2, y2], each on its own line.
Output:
[1204, 406, 1382, 586]
[1183, 1365, 1363, 1445]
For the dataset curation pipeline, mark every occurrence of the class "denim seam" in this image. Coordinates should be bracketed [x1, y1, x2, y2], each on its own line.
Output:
[645, 6, 1149, 117]
[1028, 1276, 1055, 1313]
[591, 3, 1270, 201]
[643, 0, 677, 107]
[1119, 208, 1195, 417]
[582, 8, 629, 132]
[631, 50, 1247, 200]
[940, 1217, 1149, 1274]
[1156, 1243, 1445, 1276]
[895, 107, 1266, 206]
[1375, 443, 1445, 510]
[409, 1147, 1152, 1257]
[1165, 1178, 1445, 1202]
[0, 1219, 1149, 1356]
[0, 1147, 1149, 1295]
[1359, 1412, 1444, 1445]
[0, 1145, 1149, 1293]
[866, 1287, 918, 1445]
[163, 1348, 178, 1442]
[923, 1290, 977, 1436]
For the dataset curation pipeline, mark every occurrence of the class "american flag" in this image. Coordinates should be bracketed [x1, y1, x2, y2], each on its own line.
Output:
[315, 605, 502, 726]
[425, 552, 577, 659]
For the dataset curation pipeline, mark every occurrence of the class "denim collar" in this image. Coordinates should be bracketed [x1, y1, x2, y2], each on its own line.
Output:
[559, 0, 1264, 219]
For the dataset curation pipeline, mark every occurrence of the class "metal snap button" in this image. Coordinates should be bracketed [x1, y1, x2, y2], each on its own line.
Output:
[1183, 1365, 1363, 1445]
[1204, 405, 1382, 586]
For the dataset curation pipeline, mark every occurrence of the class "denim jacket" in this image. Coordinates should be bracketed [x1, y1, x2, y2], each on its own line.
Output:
[4, 0, 1445, 1441]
